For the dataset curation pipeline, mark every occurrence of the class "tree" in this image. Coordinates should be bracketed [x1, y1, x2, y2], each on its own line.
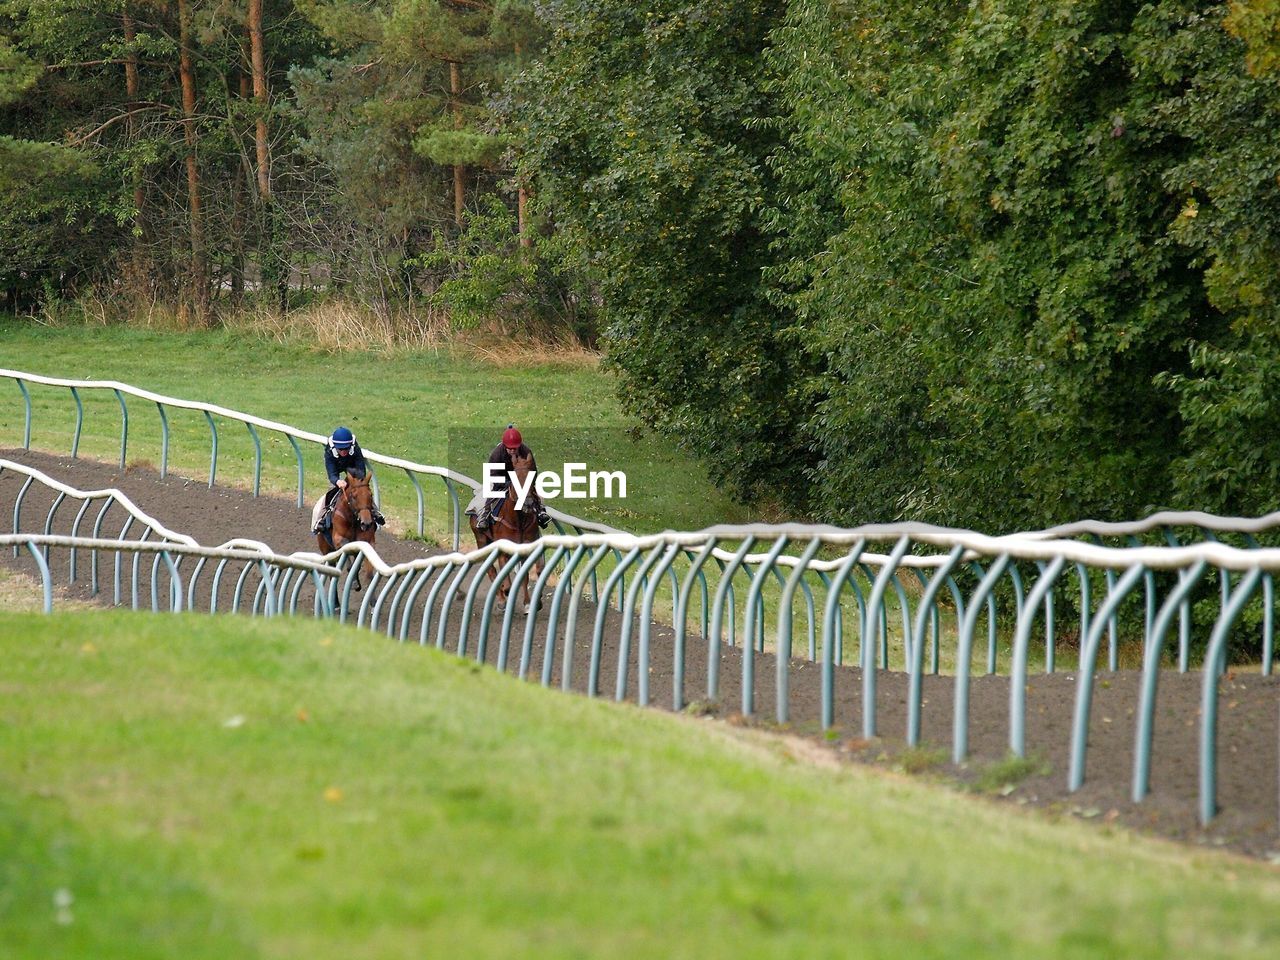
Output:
[519, 0, 804, 499]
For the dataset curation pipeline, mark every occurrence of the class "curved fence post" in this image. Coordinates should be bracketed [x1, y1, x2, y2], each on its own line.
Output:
[454, 550, 500, 657]
[967, 560, 1000, 677]
[41, 491, 66, 563]
[908, 546, 965, 746]
[420, 560, 461, 646]
[68, 498, 92, 583]
[405, 469, 425, 537]
[473, 549, 524, 663]
[443, 477, 461, 551]
[615, 544, 671, 703]
[513, 545, 566, 678]
[821, 542, 865, 731]
[1008, 555, 1066, 757]
[161, 550, 182, 613]
[673, 539, 716, 712]
[156, 402, 169, 479]
[741, 536, 788, 717]
[588, 546, 642, 698]
[541, 544, 589, 687]
[490, 545, 545, 671]
[12, 475, 34, 552]
[23, 540, 52, 612]
[1067, 563, 1148, 791]
[113, 388, 128, 468]
[17, 379, 31, 449]
[1199, 566, 1264, 824]
[636, 543, 681, 708]
[953, 554, 1011, 763]
[70, 386, 83, 457]
[561, 544, 613, 693]
[245, 422, 262, 497]
[863, 536, 911, 738]
[203, 411, 218, 487]
[90, 497, 114, 595]
[397, 567, 438, 641]
[707, 537, 756, 703]
[286, 434, 304, 508]
[776, 539, 823, 724]
[1133, 560, 1207, 802]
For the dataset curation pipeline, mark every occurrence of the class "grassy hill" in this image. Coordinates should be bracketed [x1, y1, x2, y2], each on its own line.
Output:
[2, 610, 1278, 959]
[0, 321, 755, 537]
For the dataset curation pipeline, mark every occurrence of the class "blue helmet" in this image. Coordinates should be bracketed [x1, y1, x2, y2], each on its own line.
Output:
[330, 426, 355, 450]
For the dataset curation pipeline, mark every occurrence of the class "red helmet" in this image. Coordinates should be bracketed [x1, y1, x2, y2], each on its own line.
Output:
[502, 426, 522, 449]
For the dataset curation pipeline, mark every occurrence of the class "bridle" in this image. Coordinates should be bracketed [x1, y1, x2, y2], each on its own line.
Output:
[492, 457, 536, 534]
[339, 478, 376, 533]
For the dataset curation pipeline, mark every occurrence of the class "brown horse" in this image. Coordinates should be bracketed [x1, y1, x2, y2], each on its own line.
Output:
[470, 452, 542, 610]
[317, 475, 377, 590]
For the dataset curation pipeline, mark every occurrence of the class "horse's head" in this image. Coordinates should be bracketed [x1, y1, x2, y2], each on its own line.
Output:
[509, 452, 534, 505]
[343, 475, 376, 532]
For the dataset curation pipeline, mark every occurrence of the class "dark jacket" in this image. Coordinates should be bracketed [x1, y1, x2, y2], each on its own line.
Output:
[325, 441, 368, 485]
[487, 442, 537, 494]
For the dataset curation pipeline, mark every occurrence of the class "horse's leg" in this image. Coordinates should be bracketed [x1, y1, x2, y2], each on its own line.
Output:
[333, 512, 361, 592]
[361, 534, 376, 588]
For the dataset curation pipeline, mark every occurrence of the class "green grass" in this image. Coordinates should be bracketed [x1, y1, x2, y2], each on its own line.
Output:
[2, 611, 1280, 959]
[0, 320, 753, 537]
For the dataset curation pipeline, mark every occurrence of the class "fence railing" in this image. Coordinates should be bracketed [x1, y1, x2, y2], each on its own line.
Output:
[6, 453, 1279, 827]
[7, 368, 1279, 672]
[3, 534, 338, 616]
[1, 367, 626, 550]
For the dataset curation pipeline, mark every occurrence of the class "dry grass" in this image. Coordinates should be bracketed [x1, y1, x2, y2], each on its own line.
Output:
[0, 566, 95, 613]
[456, 327, 600, 368]
[36, 294, 600, 365]
[221, 299, 453, 352]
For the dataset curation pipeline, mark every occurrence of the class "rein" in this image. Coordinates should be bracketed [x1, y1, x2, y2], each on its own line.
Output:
[493, 474, 536, 533]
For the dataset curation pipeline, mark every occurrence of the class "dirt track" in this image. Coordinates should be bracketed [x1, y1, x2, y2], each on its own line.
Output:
[3, 447, 1278, 858]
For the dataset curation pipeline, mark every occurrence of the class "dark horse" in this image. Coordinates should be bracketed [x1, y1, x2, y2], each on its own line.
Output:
[317, 475, 377, 590]
[470, 451, 543, 610]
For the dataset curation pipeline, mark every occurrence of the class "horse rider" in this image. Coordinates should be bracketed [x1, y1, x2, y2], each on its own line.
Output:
[310, 426, 385, 535]
[474, 425, 551, 530]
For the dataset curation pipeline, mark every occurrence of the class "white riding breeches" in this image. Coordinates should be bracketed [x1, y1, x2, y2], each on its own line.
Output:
[311, 494, 328, 529]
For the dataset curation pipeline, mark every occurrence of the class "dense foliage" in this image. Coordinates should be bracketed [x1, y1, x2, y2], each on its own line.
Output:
[6, 0, 1280, 527]
[518, 0, 806, 497]
[524, 0, 1280, 528]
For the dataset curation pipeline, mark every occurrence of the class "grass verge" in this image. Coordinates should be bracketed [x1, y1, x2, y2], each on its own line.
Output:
[2, 610, 1279, 959]
[0, 320, 753, 536]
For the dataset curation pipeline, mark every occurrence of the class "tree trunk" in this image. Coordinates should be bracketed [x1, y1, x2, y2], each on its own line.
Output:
[122, 8, 146, 273]
[450, 60, 465, 226]
[248, 0, 269, 200]
[248, 1, 287, 311]
[230, 70, 249, 305]
[177, 0, 208, 321]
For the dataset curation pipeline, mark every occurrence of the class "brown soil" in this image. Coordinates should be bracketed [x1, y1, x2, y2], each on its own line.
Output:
[3, 447, 1278, 859]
